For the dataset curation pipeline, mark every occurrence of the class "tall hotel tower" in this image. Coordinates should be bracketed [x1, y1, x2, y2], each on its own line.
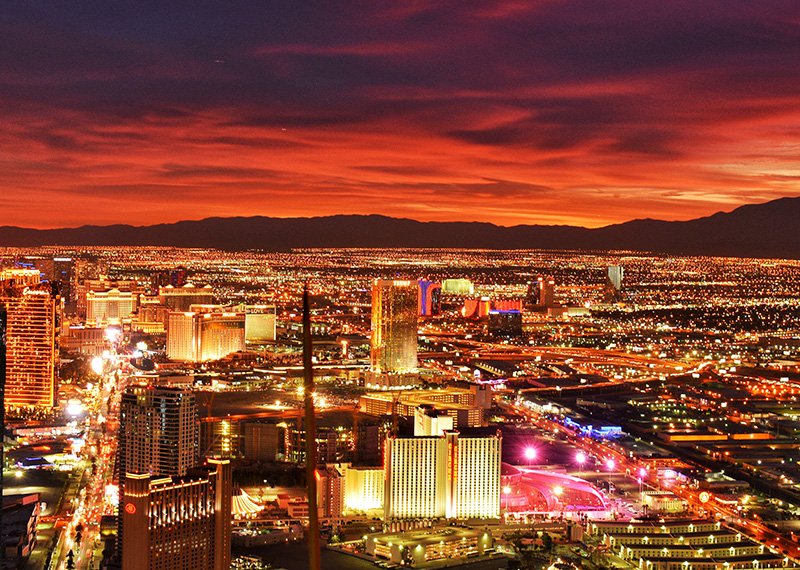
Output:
[166, 310, 245, 362]
[118, 385, 199, 564]
[121, 459, 232, 570]
[384, 430, 502, 521]
[0, 279, 60, 408]
[118, 385, 198, 479]
[603, 265, 624, 302]
[367, 279, 418, 389]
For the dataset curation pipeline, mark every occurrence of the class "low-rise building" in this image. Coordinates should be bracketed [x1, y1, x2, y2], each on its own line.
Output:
[366, 527, 493, 566]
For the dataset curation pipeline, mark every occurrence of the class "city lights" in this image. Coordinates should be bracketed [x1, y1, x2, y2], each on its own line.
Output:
[4, 243, 800, 570]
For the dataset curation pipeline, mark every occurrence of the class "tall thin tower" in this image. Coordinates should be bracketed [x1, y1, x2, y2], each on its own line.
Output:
[1, 304, 7, 501]
[1, 282, 60, 408]
[117, 385, 198, 561]
[368, 279, 418, 389]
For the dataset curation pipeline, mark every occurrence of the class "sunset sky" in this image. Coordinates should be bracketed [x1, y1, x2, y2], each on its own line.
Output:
[2, 1, 800, 229]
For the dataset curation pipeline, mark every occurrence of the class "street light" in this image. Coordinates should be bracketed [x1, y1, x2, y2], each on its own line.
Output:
[502, 486, 511, 513]
[638, 468, 647, 502]
[606, 458, 615, 489]
[524, 448, 537, 462]
[576, 452, 586, 476]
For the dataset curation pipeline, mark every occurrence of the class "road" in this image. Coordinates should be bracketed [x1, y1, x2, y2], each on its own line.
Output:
[503, 400, 800, 562]
[50, 368, 124, 570]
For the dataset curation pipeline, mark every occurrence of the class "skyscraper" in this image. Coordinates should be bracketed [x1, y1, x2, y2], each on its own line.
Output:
[417, 280, 441, 316]
[117, 385, 199, 563]
[118, 385, 199, 478]
[604, 265, 624, 302]
[52, 257, 75, 305]
[0, 281, 60, 408]
[383, 430, 501, 521]
[525, 275, 555, 310]
[85, 288, 138, 326]
[121, 459, 231, 570]
[166, 310, 246, 362]
[368, 279, 418, 388]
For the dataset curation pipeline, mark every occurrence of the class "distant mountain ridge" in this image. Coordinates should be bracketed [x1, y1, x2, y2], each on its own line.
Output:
[1, 196, 799, 258]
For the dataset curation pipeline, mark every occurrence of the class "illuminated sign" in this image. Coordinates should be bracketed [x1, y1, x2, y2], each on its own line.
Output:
[698, 491, 711, 504]
[124, 502, 137, 514]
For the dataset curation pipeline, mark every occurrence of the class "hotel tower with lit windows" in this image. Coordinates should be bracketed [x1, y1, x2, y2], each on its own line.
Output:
[121, 459, 232, 570]
[384, 430, 502, 521]
[367, 279, 419, 389]
[0, 278, 60, 408]
[117, 385, 200, 565]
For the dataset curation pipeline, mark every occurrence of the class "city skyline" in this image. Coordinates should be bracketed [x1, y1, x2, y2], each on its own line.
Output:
[3, 2, 800, 229]
[3, 246, 800, 569]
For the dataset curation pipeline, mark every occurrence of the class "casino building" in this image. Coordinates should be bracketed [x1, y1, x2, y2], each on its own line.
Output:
[121, 459, 232, 570]
[384, 430, 501, 521]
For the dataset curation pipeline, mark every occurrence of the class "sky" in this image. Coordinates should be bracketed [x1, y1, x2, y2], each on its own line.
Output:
[2, 1, 800, 229]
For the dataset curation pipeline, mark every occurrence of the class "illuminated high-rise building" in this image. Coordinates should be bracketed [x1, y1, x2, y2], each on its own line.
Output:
[52, 257, 75, 305]
[159, 284, 215, 312]
[383, 430, 501, 521]
[417, 280, 441, 316]
[368, 279, 418, 388]
[343, 465, 384, 512]
[526, 275, 555, 309]
[119, 385, 198, 478]
[117, 385, 199, 563]
[86, 288, 138, 326]
[22, 256, 74, 305]
[76, 277, 138, 318]
[414, 404, 454, 436]
[166, 310, 245, 362]
[604, 265, 624, 302]
[0, 282, 60, 408]
[121, 459, 231, 570]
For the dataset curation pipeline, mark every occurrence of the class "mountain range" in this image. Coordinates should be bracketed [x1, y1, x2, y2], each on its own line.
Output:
[1, 196, 798, 258]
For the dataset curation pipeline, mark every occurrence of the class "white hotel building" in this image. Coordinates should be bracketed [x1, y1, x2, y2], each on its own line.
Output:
[384, 430, 501, 521]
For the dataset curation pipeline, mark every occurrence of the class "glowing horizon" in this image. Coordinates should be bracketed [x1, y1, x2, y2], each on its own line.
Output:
[3, 2, 800, 229]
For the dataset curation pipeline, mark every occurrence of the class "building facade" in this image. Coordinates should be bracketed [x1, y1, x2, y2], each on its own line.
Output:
[604, 266, 624, 302]
[1, 282, 60, 408]
[417, 280, 441, 316]
[118, 385, 199, 478]
[384, 430, 501, 521]
[166, 310, 245, 362]
[159, 284, 215, 312]
[86, 288, 138, 326]
[368, 279, 418, 388]
[239, 304, 277, 342]
[117, 385, 199, 562]
[121, 459, 232, 570]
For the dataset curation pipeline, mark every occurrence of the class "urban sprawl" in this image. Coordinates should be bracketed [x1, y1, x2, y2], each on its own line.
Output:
[3, 247, 800, 570]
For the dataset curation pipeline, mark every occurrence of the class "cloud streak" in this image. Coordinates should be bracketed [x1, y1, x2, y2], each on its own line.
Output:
[2, 0, 800, 229]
